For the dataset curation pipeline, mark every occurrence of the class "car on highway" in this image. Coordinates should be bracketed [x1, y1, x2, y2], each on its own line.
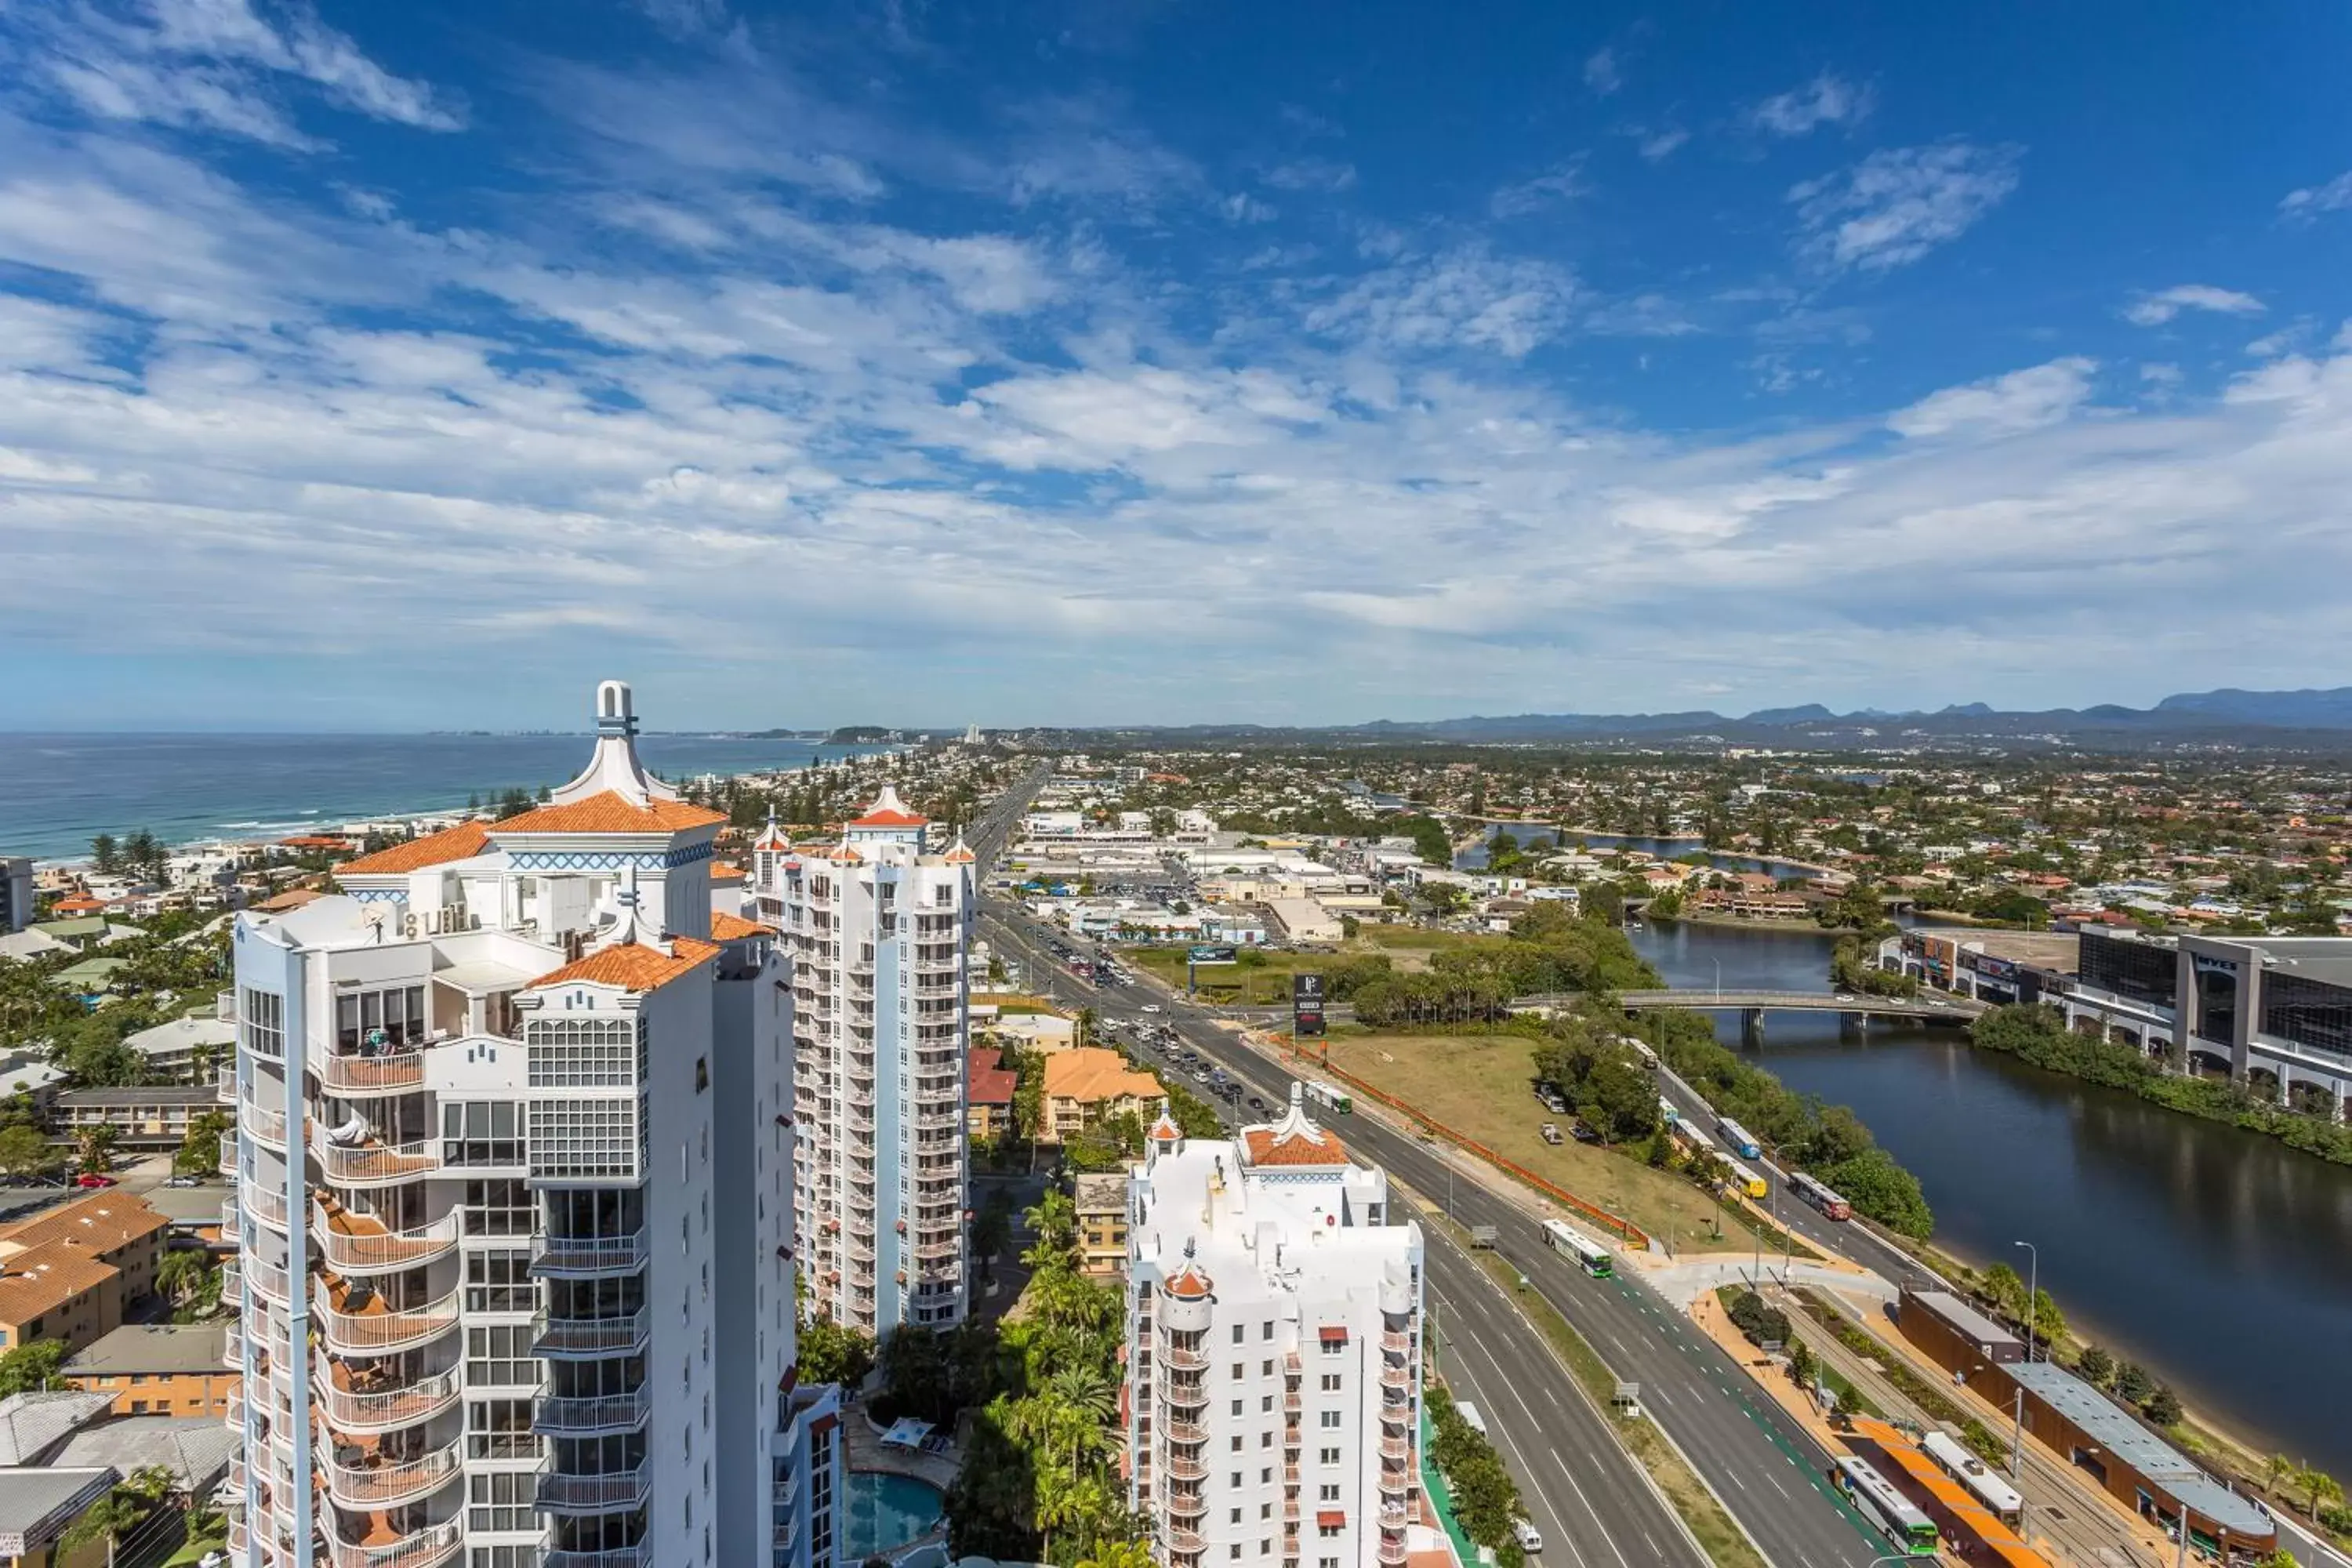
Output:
[1192, 1069, 1210, 1083]
[1512, 1519, 1544, 1554]
[1247, 1095, 1267, 1111]
[1139, 1003, 1163, 1014]
[164, 1174, 203, 1188]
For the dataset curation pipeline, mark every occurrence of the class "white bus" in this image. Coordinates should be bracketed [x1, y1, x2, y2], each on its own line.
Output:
[1715, 1116, 1762, 1160]
[1920, 1431, 2024, 1527]
[1833, 1456, 1938, 1557]
[1672, 1120, 1719, 1158]
[1620, 1036, 1659, 1070]
[1718, 1157, 1768, 1200]
[1304, 1081, 1352, 1116]
[1657, 1094, 1680, 1127]
[1541, 1218, 1614, 1278]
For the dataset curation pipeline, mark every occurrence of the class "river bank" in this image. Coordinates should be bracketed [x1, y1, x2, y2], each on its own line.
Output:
[1624, 916, 2352, 1481]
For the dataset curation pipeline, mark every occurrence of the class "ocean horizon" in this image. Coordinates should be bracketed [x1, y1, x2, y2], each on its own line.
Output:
[0, 731, 887, 863]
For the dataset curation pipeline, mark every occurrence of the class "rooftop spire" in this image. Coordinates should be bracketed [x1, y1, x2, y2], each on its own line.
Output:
[549, 680, 682, 808]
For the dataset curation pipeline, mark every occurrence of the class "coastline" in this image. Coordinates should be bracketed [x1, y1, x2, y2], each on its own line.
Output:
[1, 733, 897, 867]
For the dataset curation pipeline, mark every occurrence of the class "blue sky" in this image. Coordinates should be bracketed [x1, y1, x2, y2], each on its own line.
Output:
[0, 1, 2348, 731]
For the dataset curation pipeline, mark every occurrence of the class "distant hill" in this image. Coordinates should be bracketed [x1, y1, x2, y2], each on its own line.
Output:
[2154, 687, 2352, 728]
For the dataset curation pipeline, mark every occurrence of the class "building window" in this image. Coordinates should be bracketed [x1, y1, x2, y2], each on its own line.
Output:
[465, 1250, 535, 1313]
[1320, 1374, 1341, 1392]
[527, 1018, 639, 1087]
[466, 1324, 540, 1388]
[336, 985, 426, 1051]
[443, 1101, 526, 1166]
[238, 989, 284, 1060]
[1319, 1410, 1341, 1428]
[1319, 1447, 1340, 1465]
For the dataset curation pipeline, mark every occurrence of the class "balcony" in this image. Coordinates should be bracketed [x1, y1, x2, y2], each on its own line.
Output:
[1161, 1420, 1205, 1444]
[533, 1389, 650, 1435]
[314, 1200, 459, 1273]
[244, 1256, 292, 1307]
[1165, 1488, 1206, 1517]
[321, 1439, 461, 1510]
[314, 1277, 462, 1356]
[1163, 1526, 1203, 1555]
[217, 1131, 238, 1177]
[1377, 1534, 1410, 1566]
[531, 1229, 649, 1277]
[538, 1464, 651, 1512]
[1381, 1330, 1411, 1356]
[545, 1549, 650, 1568]
[1158, 1342, 1207, 1372]
[1379, 1361, 1409, 1391]
[1378, 1434, 1410, 1463]
[534, 1308, 650, 1359]
[325, 1523, 464, 1568]
[320, 1051, 427, 1095]
[1160, 1379, 1206, 1410]
[1161, 1454, 1206, 1482]
[318, 1130, 437, 1185]
[314, 1367, 463, 1436]
[913, 1237, 960, 1261]
[245, 1184, 290, 1232]
[244, 1100, 290, 1150]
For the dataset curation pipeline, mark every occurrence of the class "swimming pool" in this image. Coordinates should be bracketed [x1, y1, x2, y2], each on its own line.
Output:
[840, 1469, 946, 1559]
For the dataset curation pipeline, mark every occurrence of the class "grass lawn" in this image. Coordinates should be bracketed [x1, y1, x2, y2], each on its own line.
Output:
[1318, 1032, 1767, 1256]
[1129, 947, 1323, 1006]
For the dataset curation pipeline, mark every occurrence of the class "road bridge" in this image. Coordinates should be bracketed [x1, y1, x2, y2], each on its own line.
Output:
[1514, 987, 1984, 1045]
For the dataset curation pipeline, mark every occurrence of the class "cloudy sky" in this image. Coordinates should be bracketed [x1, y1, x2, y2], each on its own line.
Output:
[1, 1, 2347, 731]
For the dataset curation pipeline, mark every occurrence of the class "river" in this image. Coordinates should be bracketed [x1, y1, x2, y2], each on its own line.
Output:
[1625, 917, 2352, 1478]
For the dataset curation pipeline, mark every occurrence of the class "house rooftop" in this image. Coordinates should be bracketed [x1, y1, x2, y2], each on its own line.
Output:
[63, 1323, 230, 1380]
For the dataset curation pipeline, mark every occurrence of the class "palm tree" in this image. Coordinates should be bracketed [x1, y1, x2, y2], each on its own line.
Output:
[1077, 1538, 1156, 1568]
[2264, 1453, 2293, 1499]
[2299, 1465, 2343, 1519]
[156, 1249, 216, 1313]
[75, 1123, 118, 1178]
[57, 1477, 159, 1566]
[1023, 1189, 1079, 1261]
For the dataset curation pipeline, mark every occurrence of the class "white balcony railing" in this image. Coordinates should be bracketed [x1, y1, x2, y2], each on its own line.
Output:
[320, 1439, 461, 1509]
[313, 1278, 462, 1355]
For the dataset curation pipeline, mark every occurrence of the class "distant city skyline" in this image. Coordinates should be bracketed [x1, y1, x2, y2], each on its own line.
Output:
[0, 2, 2347, 729]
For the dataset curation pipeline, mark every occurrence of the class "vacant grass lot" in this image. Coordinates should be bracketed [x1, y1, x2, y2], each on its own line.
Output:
[1319, 1032, 1759, 1255]
[1129, 946, 1323, 1005]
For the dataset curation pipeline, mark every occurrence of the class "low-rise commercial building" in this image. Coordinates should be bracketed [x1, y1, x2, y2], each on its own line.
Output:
[1877, 929, 2080, 1007]
[49, 1086, 219, 1150]
[1040, 1048, 1165, 1145]
[1261, 897, 1343, 946]
[60, 1323, 234, 1417]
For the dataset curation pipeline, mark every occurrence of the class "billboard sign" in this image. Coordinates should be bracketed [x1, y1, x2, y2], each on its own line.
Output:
[1293, 972, 1327, 1038]
[1189, 945, 1238, 965]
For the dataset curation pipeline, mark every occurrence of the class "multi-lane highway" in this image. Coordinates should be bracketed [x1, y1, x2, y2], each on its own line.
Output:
[982, 901, 1891, 1568]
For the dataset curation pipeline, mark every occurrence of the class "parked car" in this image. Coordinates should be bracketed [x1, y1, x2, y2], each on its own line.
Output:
[164, 1174, 203, 1189]
[1140, 1004, 1163, 1014]
[1540, 1123, 1563, 1145]
[1512, 1519, 1544, 1553]
[75, 1173, 119, 1189]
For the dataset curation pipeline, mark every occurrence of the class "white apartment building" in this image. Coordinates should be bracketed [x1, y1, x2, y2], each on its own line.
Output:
[752, 789, 975, 1338]
[1125, 1090, 1427, 1568]
[224, 681, 840, 1568]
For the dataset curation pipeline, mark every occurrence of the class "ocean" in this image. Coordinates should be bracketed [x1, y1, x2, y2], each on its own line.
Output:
[0, 732, 887, 863]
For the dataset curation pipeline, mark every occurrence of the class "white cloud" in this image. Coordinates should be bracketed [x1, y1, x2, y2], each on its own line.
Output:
[1635, 126, 1689, 162]
[2279, 171, 2352, 220]
[1791, 142, 2021, 271]
[1261, 158, 1356, 193]
[41, 0, 467, 145]
[1221, 192, 1277, 224]
[1304, 247, 1577, 358]
[1751, 72, 1873, 137]
[2125, 285, 2265, 326]
[1889, 357, 2096, 438]
[1490, 162, 1586, 219]
[1584, 47, 1622, 96]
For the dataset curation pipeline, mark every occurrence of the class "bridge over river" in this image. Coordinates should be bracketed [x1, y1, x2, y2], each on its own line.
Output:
[1512, 987, 1984, 1044]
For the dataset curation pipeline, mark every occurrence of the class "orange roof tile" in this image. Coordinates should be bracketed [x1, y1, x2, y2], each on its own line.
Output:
[707, 861, 744, 880]
[494, 791, 727, 836]
[709, 911, 771, 941]
[1243, 1125, 1348, 1167]
[527, 937, 722, 993]
[0, 1192, 172, 1256]
[336, 820, 495, 877]
[0, 1239, 119, 1329]
[1043, 1047, 1165, 1107]
[1163, 1261, 1212, 1299]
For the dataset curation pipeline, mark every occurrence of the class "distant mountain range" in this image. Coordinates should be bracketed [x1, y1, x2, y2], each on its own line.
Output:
[1044, 686, 2352, 749]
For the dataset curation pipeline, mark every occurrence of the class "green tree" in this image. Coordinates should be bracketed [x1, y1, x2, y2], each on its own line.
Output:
[2114, 1362, 2155, 1404]
[156, 1248, 217, 1312]
[2074, 1344, 2114, 1387]
[799, 1316, 875, 1388]
[0, 1340, 68, 1394]
[0, 1125, 60, 1181]
[90, 833, 121, 874]
[57, 1483, 154, 1563]
[971, 1191, 1014, 1282]
[176, 1109, 232, 1178]
[2298, 1466, 2343, 1519]
[1978, 1262, 2027, 1320]
[1022, 1189, 1079, 1269]
[2143, 1386, 2183, 1427]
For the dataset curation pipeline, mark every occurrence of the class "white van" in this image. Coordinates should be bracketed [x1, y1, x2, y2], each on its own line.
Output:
[1455, 1401, 1487, 1436]
[1512, 1518, 1544, 1553]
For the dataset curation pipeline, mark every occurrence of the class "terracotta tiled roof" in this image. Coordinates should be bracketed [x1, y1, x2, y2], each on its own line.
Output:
[1243, 1124, 1348, 1167]
[336, 820, 494, 877]
[708, 911, 771, 941]
[1043, 1048, 1164, 1107]
[707, 862, 744, 881]
[967, 1048, 1018, 1107]
[0, 1240, 118, 1330]
[0, 1192, 171, 1256]
[1163, 1261, 1212, 1300]
[493, 792, 726, 836]
[526, 937, 721, 994]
